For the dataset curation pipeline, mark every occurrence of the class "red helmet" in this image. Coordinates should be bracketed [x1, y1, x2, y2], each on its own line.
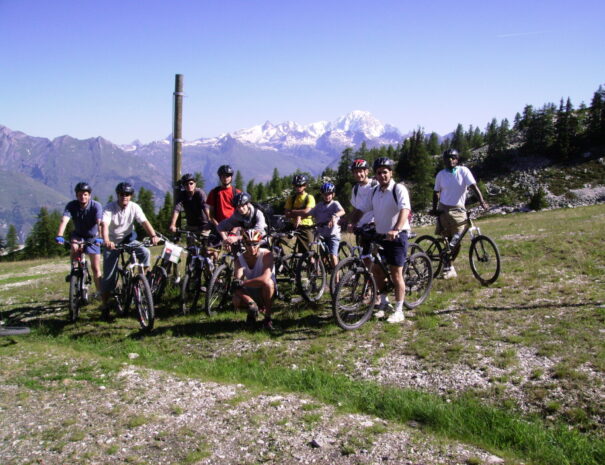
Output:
[243, 229, 263, 244]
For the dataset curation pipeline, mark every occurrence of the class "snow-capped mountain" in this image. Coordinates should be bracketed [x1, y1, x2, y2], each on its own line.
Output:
[125, 110, 409, 187]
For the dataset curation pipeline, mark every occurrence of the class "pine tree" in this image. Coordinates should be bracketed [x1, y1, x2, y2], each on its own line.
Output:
[25, 208, 64, 258]
[135, 187, 156, 238]
[588, 85, 605, 144]
[235, 170, 244, 191]
[193, 172, 205, 189]
[6, 225, 18, 253]
[404, 130, 434, 210]
[155, 191, 174, 233]
[246, 180, 255, 196]
[269, 168, 281, 195]
[427, 132, 440, 155]
[451, 124, 469, 157]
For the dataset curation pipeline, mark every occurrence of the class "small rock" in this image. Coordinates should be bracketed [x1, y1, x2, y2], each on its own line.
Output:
[128, 353, 139, 359]
[310, 438, 323, 448]
[486, 454, 505, 464]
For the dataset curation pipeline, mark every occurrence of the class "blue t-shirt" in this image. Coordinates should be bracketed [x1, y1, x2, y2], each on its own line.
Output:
[308, 200, 343, 238]
[63, 200, 103, 238]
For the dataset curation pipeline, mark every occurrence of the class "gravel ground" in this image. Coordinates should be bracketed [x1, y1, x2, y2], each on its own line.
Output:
[0, 354, 506, 465]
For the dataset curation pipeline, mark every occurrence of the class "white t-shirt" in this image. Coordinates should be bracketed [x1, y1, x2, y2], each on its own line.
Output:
[371, 180, 411, 235]
[434, 166, 477, 208]
[102, 201, 148, 243]
[350, 180, 378, 227]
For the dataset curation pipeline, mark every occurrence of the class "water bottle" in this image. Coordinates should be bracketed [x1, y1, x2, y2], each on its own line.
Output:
[449, 233, 461, 249]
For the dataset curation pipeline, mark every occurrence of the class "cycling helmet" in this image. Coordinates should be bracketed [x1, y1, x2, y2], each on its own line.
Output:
[350, 159, 369, 170]
[74, 182, 92, 194]
[181, 173, 195, 184]
[115, 182, 135, 195]
[217, 165, 234, 176]
[292, 174, 308, 186]
[320, 182, 335, 194]
[243, 229, 263, 244]
[373, 157, 395, 171]
[443, 148, 459, 159]
[232, 192, 252, 207]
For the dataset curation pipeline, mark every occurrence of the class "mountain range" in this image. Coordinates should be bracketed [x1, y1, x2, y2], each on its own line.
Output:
[0, 111, 414, 239]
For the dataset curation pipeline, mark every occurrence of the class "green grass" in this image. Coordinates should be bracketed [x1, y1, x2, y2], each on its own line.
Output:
[2, 204, 605, 465]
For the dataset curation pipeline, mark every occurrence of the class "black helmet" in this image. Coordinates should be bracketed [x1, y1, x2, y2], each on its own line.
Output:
[443, 148, 459, 159]
[115, 182, 135, 195]
[232, 192, 252, 207]
[181, 173, 195, 184]
[292, 174, 308, 186]
[350, 159, 369, 170]
[74, 182, 92, 194]
[217, 165, 234, 176]
[373, 157, 394, 171]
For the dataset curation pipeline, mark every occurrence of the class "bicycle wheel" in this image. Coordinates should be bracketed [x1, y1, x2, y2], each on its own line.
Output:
[149, 265, 168, 301]
[297, 253, 326, 303]
[403, 252, 433, 309]
[81, 264, 90, 306]
[469, 235, 501, 285]
[408, 242, 423, 256]
[205, 263, 232, 316]
[415, 235, 444, 278]
[114, 269, 131, 317]
[180, 268, 202, 315]
[133, 274, 155, 331]
[68, 274, 81, 323]
[332, 268, 376, 330]
[329, 256, 359, 299]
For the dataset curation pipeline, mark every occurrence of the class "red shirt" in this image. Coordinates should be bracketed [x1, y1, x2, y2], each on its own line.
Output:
[206, 185, 241, 222]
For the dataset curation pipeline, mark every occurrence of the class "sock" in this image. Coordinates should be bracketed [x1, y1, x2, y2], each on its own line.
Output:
[395, 301, 403, 312]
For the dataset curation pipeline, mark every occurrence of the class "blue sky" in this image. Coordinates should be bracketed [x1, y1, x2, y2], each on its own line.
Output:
[1, 0, 604, 144]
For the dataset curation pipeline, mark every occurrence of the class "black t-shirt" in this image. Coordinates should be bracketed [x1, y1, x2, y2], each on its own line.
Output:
[174, 188, 210, 227]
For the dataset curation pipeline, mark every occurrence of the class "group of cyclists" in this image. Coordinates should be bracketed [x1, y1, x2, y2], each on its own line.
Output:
[56, 148, 488, 329]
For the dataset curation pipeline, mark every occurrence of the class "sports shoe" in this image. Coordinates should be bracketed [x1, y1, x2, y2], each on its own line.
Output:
[387, 309, 405, 324]
[442, 266, 458, 280]
[246, 301, 259, 327]
[374, 310, 385, 319]
[261, 317, 274, 331]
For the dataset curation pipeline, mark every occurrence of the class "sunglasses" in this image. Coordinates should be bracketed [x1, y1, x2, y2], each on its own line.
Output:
[118, 193, 132, 197]
[244, 241, 261, 247]
[446, 155, 458, 160]
[187, 181, 196, 185]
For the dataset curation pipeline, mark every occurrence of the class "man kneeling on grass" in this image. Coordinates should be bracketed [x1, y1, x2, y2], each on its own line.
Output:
[232, 229, 276, 330]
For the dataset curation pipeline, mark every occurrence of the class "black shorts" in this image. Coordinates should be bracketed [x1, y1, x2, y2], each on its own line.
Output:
[379, 232, 408, 267]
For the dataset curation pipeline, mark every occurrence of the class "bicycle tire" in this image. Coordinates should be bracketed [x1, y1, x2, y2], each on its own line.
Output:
[329, 256, 358, 299]
[180, 268, 202, 315]
[469, 235, 501, 285]
[68, 274, 81, 323]
[415, 235, 444, 278]
[205, 263, 232, 316]
[297, 253, 326, 303]
[0, 326, 31, 336]
[275, 253, 298, 299]
[114, 268, 131, 317]
[81, 263, 90, 306]
[149, 265, 168, 301]
[133, 274, 155, 332]
[403, 252, 433, 309]
[332, 268, 376, 330]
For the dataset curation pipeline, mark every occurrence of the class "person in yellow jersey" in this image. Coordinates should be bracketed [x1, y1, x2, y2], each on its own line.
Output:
[284, 174, 316, 252]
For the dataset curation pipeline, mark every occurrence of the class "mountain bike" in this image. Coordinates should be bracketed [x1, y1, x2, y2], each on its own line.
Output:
[179, 229, 217, 315]
[205, 240, 243, 315]
[415, 211, 501, 285]
[61, 239, 96, 322]
[109, 240, 155, 332]
[148, 232, 183, 303]
[332, 227, 433, 330]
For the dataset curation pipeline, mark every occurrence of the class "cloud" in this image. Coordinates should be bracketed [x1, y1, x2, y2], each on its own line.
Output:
[497, 31, 547, 38]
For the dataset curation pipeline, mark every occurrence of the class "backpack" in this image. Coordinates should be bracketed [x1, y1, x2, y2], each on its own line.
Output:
[371, 182, 414, 225]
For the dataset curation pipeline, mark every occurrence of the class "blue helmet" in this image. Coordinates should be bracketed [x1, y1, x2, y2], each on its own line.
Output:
[320, 182, 335, 194]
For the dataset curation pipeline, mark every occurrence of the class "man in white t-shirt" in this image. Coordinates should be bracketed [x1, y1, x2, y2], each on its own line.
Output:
[347, 159, 378, 266]
[100, 182, 159, 318]
[370, 157, 411, 324]
[432, 149, 488, 279]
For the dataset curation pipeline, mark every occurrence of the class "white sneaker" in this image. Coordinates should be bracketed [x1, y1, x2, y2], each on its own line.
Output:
[442, 266, 457, 280]
[374, 310, 385, 319]
[387, 309, 405, 324]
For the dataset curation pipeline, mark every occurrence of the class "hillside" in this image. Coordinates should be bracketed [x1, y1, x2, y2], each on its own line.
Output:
[1, 205, 604, 465]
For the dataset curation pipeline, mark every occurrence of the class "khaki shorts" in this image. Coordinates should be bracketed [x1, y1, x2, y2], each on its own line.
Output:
[435, 205, 467, 237]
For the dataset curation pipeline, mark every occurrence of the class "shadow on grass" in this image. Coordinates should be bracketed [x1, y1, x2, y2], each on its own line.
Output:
[436, 300, 602, 314]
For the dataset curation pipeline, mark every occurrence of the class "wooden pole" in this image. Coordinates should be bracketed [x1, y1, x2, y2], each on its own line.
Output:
[172, 74, 183, 207]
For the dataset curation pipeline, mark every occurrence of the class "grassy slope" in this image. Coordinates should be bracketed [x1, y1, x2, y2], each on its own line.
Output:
[1, 204, 604, 464]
